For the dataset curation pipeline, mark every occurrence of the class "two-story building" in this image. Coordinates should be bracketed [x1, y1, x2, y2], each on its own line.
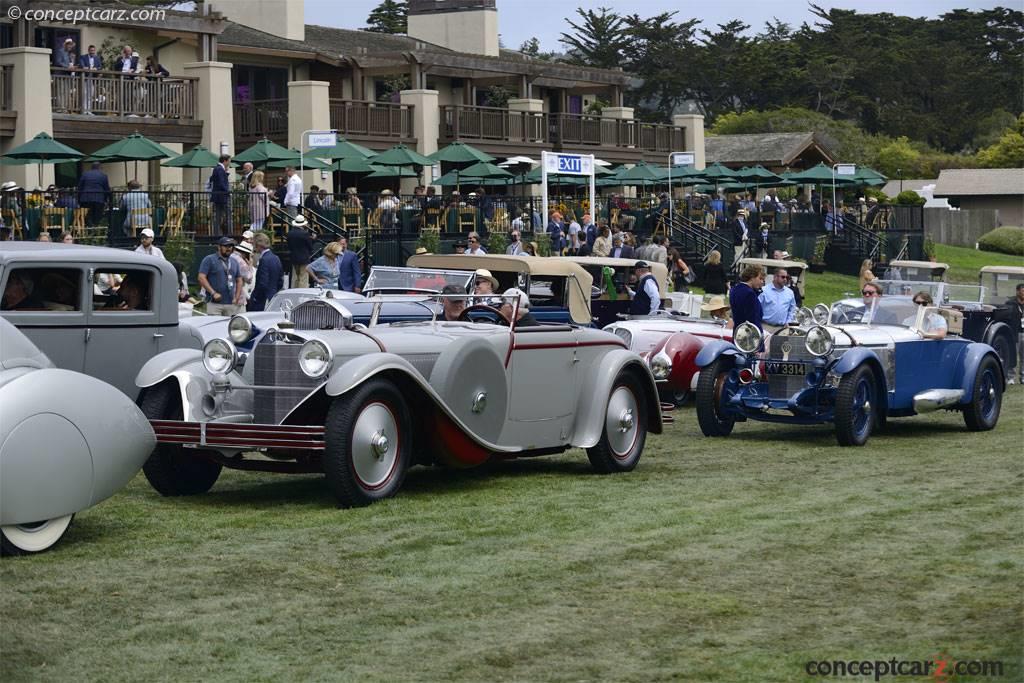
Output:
[0, 0, 706, 191]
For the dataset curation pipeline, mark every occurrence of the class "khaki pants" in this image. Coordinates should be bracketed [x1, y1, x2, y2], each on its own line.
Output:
[291, 265, 309, 289]
[207, 302, 242, 316]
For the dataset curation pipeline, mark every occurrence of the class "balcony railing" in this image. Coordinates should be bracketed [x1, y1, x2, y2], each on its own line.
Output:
[440, 104, 547, 143]
[233, 98, 289, 142]
[0, 65, 12, 111]
[50, 68, 196, 119]
[329, 100, 414, 140]
[439, 105, 683, 153]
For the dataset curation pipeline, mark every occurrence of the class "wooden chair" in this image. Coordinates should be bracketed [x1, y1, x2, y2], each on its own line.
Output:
[1, 209, 24, 240]
[422, 207, 442, 233]
[71, 207, 88, 238]
[42, 208, 67, 236]
[163, 207, 185, 237]
[652, 209, 669, 238]
[129, 208, 153, 237]
[610, 207, 621, 228]
[366, 208, 382, 232]
[490, 207, 509, 233]
[458, 207, 478, 232]
[340, 207, 363, 235]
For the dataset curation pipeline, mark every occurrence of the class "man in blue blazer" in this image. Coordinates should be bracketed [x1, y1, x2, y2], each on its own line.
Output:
[247, 234, 283, 312]
[338, 236, 362, 293]
[77, 162, 111, 227]
[78, 45, 103, 70]
[210, 155, 231, 235]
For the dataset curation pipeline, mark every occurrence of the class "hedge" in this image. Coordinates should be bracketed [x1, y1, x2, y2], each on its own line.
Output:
[977, 226, 1024, 256]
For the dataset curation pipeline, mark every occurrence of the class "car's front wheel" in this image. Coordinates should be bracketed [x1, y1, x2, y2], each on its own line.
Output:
[695, 358, 737, 437]
[587, 372, 647, 473]
[835, 365, 876, 447]
[324, 378, 412, 507]
[963, 355, 1002, 431]
[138, 382, 222, 496]
[1, 514, 74, 555]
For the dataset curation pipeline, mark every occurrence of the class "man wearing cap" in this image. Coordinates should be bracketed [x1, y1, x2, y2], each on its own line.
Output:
[453, 240, 468, 255]
[440, 284, 467, 322]
[134, 228, 164, 259]
[197, 237, 244, 316]
[629, 261, 661, 316]
[54, 38, 75, 68]
[758, 268, 796, 331]
[232, 241, 256, 309]
[286, 215, 314, 289]
[499, 288, 539, 327]
[248, 233, 283, 312]
[865, 196, 881, 228]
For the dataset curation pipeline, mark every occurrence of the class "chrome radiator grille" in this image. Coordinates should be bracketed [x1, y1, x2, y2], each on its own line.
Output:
[766, 333, 813, 398]
[253, 339, 322, 424]
[293, 300, 347, 331]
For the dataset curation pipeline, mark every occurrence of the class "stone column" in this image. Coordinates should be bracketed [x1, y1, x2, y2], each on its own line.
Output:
[603, 105, 635, 153]
[287, 80, 331, 190]
[0, 47, 54, 188]
[507, 98, 546, 196]
[673, 114, 705, 170]
[183, 61, 234, 191]
[399, 88, 439, 191]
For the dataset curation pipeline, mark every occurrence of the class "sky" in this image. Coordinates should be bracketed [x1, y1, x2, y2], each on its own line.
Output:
[304, 0, 997, 52]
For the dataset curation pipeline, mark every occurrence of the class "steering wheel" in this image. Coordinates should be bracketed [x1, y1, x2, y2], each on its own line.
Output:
[458, 304, 510, 325]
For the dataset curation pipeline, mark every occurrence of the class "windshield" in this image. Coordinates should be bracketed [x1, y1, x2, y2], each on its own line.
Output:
[363, 266, 474, 295]
[980, 272, 1024, 306]
[829, 297, 920, 327]
[874, 279, 984, 306]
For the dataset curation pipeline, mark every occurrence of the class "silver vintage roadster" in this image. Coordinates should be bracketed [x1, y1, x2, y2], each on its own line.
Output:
[135, 295, 665, 507]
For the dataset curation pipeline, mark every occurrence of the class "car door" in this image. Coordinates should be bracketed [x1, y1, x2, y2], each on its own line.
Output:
[0, 264, 87, 372]
[505, 324, 578, 445]
[85, 262, 165, 399]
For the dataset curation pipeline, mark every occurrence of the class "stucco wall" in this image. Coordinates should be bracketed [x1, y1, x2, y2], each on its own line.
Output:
[407, 9, 499, 57]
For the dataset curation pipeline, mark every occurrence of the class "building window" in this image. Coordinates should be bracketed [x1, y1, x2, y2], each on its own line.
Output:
[233, 65, 288, 103]
[35, 27, 81, 66]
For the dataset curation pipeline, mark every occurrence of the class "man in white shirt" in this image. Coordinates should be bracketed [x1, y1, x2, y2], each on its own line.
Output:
[567, 217, 582, 254]
[465, 232, 487, 255]
[134, 228, 164, 259]
[283, 166, 302, 218]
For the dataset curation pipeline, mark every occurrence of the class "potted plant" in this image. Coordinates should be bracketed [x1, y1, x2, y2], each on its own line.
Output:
[809, 234, 829, 273]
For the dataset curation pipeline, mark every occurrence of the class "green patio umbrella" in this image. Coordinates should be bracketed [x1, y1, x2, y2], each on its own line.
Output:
[161, 144, 221, 168]
[330, 156, 380, 173]
[303, 137, 376, 160]
[1, 132, 84, 187]
[786, 162, 856, 185]
[365, 165, 418, 179]
[612, 161, 664, 183]
[372, 144, 435, 167]
[853, 166, 887, 186]
[88, 133, 179, 181]
[456, 161, 512, 180]
[735, 165, 784, 183]
[233, 138, 296, 165]
[265, 151, 331, 171]
[428, 141, 495, 164]
[699, 162, 739, 183]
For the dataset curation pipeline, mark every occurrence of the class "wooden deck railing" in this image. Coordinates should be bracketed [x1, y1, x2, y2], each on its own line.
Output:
[439, 104, 548, 143]
[50, 68, 196, 118]
[329, 100, 414, 139]
[233, 99, 289, 142]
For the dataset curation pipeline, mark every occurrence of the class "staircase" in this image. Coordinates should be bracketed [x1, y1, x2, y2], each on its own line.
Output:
[824, 216, 880, 276]
[663, 213, 733, 283]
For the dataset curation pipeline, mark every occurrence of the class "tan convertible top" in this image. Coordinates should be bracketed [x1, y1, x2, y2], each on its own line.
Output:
[407, 253, 593, 324]
[555, 256, 670, 298]
[979, 265, 1024, 276]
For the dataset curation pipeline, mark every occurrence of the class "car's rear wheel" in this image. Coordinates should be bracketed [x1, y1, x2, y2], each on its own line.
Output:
[989, 333, 1013, 379]
[0, 514, 74, 555]
[963, 355, 1002, 431]
[587, 372, 647, 473]
[138, 382, 222, 496]
[695, 358, 737, 437]
[324, 378, 412, 507]
[835, 365, 875, 447]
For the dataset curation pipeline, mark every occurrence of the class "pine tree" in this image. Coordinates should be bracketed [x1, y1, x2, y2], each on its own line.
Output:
[364, 0, 408, 34]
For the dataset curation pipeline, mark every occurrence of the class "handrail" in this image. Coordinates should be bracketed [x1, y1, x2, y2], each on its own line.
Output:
[50, 67, 196, 118]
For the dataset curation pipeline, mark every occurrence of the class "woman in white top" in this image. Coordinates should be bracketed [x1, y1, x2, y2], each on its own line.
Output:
[248, 170, 272, 231]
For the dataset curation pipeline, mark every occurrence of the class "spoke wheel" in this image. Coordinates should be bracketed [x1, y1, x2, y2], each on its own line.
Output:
[325, 378, 412, 507]
[1, 514, 74, 555]
[963, 355, 1002, 431]
[587, 372, 647, 473]
[835, 365, 875, 447]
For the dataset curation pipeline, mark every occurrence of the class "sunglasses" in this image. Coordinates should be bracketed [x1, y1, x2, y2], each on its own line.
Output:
[468, 238, 478, 243]
[913, 299, 927, 305]
[862, 290, 879, 296]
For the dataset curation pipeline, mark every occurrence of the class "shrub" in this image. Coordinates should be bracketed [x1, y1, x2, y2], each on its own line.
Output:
[977, 226, 1024, 256]
[163, 232, 194, 266]
[417, 231, 439, 255]
[894, 190, 925, 206]
[486, 231, 507, 255]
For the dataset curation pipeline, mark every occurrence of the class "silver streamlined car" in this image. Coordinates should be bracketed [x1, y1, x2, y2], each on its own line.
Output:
[0, 318, 154, 554]
[134, 295, 666, 507]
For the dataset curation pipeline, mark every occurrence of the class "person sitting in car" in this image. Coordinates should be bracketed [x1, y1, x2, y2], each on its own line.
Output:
[701, 295, 732, 327]
[473, 268, 498, 296]
[440, 284, 467, 322]
[499, 288, 539, 327]
[1, 271, 43, 310]
[903, 291, 948, 339]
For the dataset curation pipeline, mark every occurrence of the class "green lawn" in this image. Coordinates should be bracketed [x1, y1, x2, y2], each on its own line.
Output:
[2, 391, 1021, 682]
[935, 244, 1023, 285]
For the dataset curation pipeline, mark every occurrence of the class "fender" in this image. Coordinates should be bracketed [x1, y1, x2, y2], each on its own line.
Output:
[136, 348, 204, 389]
[695, 339, 741, 369]
[832, 347, 889, 416]
[983, 320, 1017, 370]
[957, 343, 1003, 402]
[135, 349, 248, 422]
[571, 350, 663, 450]
[322, 353, 518, 453]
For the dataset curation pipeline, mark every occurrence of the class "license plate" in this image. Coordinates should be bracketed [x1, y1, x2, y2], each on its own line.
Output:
[766, 361, 805, 375]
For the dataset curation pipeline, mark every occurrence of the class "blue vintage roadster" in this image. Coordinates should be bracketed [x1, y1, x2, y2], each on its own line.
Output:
[694, 297, 1005, 446]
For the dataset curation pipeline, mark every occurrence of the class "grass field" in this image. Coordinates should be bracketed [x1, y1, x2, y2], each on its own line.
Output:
[2, 389, 1021, 682]
[935, 244, 1023, 285]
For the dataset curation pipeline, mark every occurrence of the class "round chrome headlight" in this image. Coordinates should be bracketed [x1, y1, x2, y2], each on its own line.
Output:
[298, 339, 333, 379]
[202, 338, 237, 375]
[805, 325, 835, 357]
[228, 315, 254, 344]
[795, 307, 814, 326]
[812, 303, 830, 325]
[649, 350, 672, 380]
[733, 322, 762, 354]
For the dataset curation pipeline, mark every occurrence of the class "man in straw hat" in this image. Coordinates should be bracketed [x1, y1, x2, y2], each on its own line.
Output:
[701, 295, 732, 325]
[286, 214, 314, 288]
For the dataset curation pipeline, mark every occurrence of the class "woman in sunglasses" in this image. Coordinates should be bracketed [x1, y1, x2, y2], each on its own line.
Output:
[903, 291, 948, 338]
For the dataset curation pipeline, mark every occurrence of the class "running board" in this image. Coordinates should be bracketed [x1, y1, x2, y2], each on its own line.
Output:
[913, 389, 964, 413]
